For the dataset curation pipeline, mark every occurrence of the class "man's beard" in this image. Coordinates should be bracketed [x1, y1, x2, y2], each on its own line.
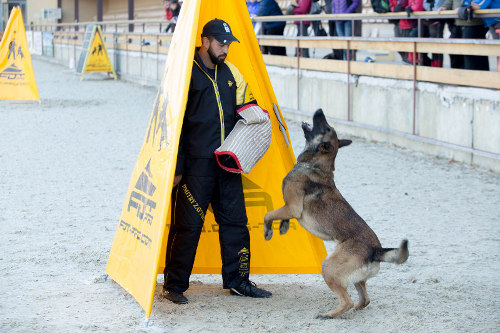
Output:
[208, 46, 226, 65]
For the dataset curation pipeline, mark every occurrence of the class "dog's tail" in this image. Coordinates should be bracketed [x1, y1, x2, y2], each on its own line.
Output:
[373, 239, 409, 264]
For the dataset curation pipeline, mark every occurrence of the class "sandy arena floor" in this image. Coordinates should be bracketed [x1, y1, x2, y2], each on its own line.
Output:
[0, 59, 499, 332]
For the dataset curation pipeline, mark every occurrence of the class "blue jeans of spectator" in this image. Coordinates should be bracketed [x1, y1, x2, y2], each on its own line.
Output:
[335, 21, 353, 60]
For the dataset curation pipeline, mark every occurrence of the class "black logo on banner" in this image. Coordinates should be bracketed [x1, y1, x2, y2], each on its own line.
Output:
[119, 220, 152, 248]
[242, 176, 297, 232]
[145, 82, 168, 150]
[91, 43, 103, 56]
[127, 159, 157, 226]
[242, 176, 274, 211]
[0, 64, 24, 80]
[0, 32, 27, 83]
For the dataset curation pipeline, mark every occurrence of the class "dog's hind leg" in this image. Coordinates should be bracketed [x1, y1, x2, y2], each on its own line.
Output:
[316, 279, 353, 319]
[354, 281, 370, 310]
[316, 249, 359, 318]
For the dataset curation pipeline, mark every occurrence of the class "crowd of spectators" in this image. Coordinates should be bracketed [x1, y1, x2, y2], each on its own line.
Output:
[163, 0, 499, 71]
[250, 0, 498, 69]
[437, 0, 490, 70]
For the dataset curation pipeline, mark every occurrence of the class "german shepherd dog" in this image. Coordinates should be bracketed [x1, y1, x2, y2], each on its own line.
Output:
[264, 109, 409, 318]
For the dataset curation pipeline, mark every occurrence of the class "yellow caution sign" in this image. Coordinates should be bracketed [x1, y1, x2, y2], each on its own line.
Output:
[106, 0, 327, 318]
[81, 25, 116, 79]
[0, 7, 39, 101]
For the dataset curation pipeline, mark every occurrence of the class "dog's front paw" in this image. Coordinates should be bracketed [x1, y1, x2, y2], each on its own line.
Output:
[279, 219, 290, 235]
[264, 222, 273, 241]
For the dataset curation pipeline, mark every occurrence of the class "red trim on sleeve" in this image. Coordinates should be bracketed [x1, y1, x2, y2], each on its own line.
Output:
[236, 103, 269, 116]
[236, 103, 258, 114]
[214, 150, 243, 173]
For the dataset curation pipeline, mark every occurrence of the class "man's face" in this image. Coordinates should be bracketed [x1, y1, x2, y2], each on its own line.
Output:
[206, 38, 230, 65]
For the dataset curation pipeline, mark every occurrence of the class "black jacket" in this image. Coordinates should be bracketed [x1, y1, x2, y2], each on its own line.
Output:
[176, 50, 255, 176]
[257, 0, 286, 31]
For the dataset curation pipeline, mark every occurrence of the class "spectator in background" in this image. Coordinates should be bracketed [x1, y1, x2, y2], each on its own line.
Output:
[324, 0, 344, 59]
[331, 0, 361, 60]
[310, 0, 327, 37]
[247, 0, 260, 19]
[247, 0, 262, 35]
[164, 0, 181, 33]
[435, 1, 462, 68]
[423, 0, 446, 67]
[390, 0, 408, 63]
[292, 0, 312, 57]
[472, 0, 500, 39]
[395, 0, 430, 65]
[438, 0, 489, 70]
[258, 0, 287, 55]
[473, 0, 500, 72]
[389, 0, 402, 33]
[394, 0, 422, 38]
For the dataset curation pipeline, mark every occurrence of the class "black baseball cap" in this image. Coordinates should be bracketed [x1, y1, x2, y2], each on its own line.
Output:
[201, 18, 240, 44]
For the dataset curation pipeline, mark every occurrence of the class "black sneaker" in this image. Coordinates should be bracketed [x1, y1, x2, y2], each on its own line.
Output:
[162, 286, 188, 304]
[230, 280, 272, 298]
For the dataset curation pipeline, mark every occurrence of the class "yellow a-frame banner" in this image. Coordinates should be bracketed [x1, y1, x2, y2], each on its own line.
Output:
[0, 7, 39, 101]
[81, 25, 116, 79]
[106, 0, 327, 319]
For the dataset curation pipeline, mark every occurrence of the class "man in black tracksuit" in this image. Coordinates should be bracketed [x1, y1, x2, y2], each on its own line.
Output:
[162, 19, 272, 304]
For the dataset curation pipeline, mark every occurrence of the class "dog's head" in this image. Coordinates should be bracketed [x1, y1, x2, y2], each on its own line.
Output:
[300, 109, 351, 170]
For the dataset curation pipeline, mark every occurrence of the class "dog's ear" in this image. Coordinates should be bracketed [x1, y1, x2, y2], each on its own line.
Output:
[319, 142, 334, 153]
[338, 139, 352, 148]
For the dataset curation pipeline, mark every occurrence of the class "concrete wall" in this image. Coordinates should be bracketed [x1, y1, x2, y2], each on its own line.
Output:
[48, 42, 500, 173]
[267, 66, 500, 172]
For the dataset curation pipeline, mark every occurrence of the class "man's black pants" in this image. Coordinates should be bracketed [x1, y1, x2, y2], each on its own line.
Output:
[164, 168, 250, 293]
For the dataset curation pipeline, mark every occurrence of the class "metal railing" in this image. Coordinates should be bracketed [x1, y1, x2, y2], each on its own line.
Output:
[253, 9, 500, 37]
[31, 10, 500, 87]
[35, 10, 500, 86]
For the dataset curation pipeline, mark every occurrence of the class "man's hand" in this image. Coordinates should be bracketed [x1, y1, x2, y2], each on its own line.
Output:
[406, 7, 413, 17]
[394, 4, 405, 12]
[173, 175, 182, 187]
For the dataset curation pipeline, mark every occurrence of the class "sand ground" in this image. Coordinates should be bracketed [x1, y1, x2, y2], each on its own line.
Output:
[0, 59, 499, 332]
